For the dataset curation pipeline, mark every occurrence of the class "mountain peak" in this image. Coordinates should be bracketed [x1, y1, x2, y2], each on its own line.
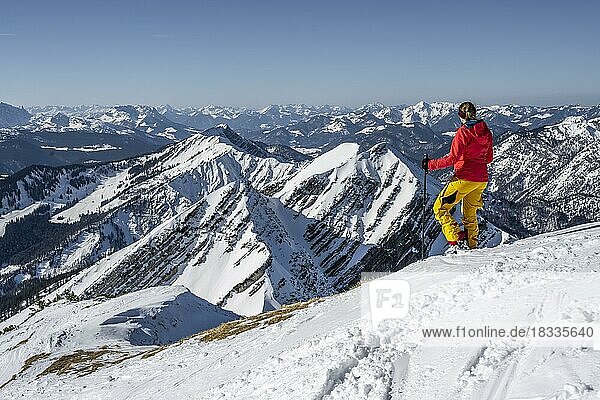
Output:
[0, 101, 32, 128]
[201, 124, 297, 162]
[49, 112, 70, 127]
[216, 123, 231, 131]
[258, 104, 277, 114]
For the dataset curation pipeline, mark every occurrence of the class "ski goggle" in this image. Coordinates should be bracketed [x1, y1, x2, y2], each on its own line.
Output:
[458, 109, 467, 119]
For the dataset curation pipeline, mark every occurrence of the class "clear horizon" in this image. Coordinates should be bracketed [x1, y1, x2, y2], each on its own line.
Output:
[6, 100, 600, 109]
[1, 0, 599, 107]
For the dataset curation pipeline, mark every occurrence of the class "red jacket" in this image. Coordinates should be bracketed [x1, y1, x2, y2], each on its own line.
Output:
[428, 120, 493, 182]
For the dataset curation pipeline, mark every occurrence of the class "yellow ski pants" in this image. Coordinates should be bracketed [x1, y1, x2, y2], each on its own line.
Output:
[433, 178, 487, 249]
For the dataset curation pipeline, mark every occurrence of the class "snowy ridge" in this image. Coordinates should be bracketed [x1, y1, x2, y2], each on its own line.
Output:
[245, 109, 447, 161]
[46, 127, 298, 226]
[158, 104, 353, 133]
[1, 223, 599, 398]
[55, 140, 452, 315]
[275, 142, 424, 285]
[18, 105, 196, 140]
[63, 180, 332, 316]
[26, 105, 112, 118]
[0, 124, 503, 319]
[40, 140, 456, 315]
[486, 116, 600, 236]
[25, 112, 131, 135]
[202, 124, 309, 163]
[97, 105, 198, 141]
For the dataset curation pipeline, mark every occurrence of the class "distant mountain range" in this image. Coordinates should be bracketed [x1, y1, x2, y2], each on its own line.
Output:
[5, 101, 599, 137]
[1, 100, 599, 174]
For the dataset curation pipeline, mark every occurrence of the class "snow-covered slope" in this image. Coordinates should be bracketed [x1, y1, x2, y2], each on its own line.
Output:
[0, 285, 238, 392]
[275, 142, 446, 287]
[56, 142, 420, 315]
[1, 223, 599, 399]
[62, 180, 332, 316]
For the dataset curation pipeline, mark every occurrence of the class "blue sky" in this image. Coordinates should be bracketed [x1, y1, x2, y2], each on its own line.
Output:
[0, 0, 598, 107]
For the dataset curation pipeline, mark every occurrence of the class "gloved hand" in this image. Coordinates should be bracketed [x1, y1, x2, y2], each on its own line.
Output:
[421, 155, 430, 171]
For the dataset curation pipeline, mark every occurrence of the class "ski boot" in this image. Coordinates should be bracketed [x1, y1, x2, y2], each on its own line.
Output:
[444, 231, 469, 255]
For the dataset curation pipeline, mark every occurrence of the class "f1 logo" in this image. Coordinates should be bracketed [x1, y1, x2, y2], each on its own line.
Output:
[368, 279, 411, 331]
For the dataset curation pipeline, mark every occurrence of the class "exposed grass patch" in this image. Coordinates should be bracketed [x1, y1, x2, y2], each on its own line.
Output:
[199, 319, 261, 343]
[140, 347, 165, 359]
[39, 348, 140, 377]
[39, 349, 111, 377]
[198, 298, 323, 343]
[21, 352, 51, 374]
[7, 337, 29, 351]
[6, 332, 35, 352]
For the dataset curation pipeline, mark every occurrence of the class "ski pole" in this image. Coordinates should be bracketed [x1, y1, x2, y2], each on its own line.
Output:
[422, 154, 428, 260]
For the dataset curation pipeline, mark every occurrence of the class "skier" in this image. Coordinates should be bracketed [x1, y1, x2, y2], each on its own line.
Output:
[421, 102, 493, 250]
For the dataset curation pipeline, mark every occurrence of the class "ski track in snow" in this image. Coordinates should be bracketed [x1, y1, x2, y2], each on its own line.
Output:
[1, 223, 600, 399]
